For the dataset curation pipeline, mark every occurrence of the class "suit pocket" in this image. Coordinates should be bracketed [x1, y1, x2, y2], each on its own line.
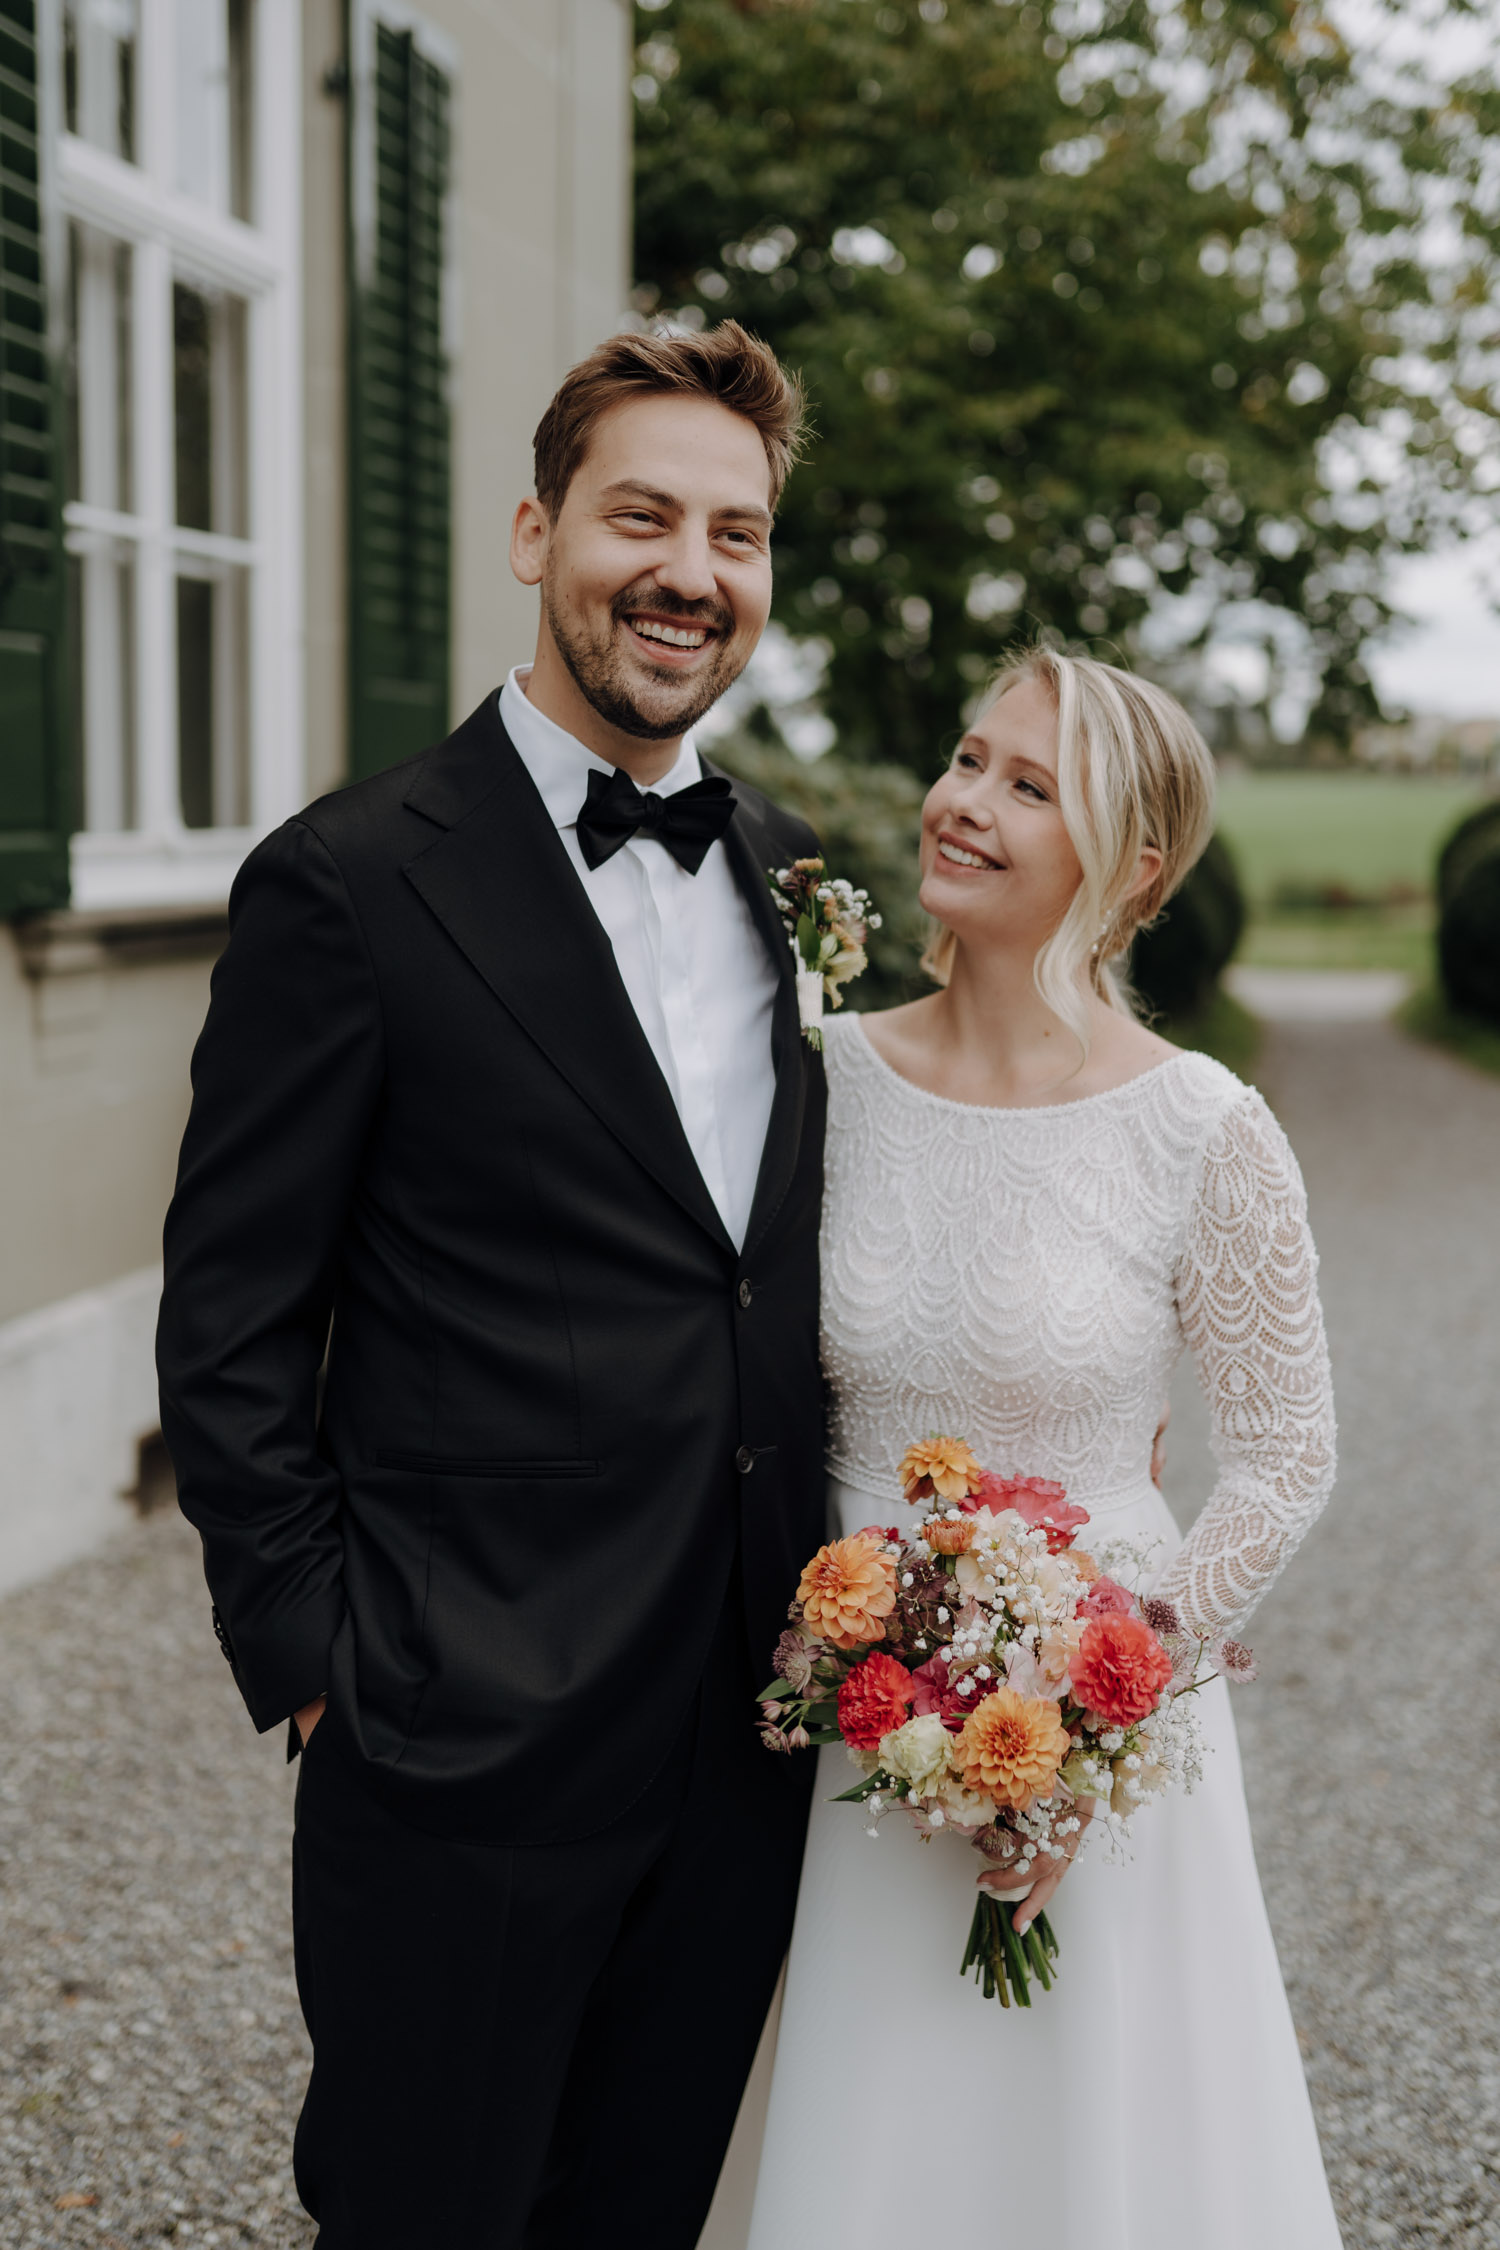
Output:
[374, 1451, 600, 1479]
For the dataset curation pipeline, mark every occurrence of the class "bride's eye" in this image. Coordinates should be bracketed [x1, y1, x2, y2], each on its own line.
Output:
[1015, 776, 1050, 802]
[953, 749, 984, 772]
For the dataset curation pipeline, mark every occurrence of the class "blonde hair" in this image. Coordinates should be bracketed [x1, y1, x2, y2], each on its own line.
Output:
[922, 646, 1216, 1054]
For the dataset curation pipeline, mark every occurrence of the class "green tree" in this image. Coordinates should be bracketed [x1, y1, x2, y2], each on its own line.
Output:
[634, 0, 1500, 772]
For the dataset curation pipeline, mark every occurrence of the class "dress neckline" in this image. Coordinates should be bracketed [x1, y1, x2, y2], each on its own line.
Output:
[842, 1012, 1198, 1120]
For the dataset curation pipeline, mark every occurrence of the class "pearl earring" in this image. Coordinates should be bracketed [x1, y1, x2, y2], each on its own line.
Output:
[1090, 914, 1111, 960]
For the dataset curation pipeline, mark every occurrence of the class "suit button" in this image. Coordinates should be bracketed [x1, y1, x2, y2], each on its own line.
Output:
[737, 1279, 753, 1309]
[735, 1445, 755, 1475]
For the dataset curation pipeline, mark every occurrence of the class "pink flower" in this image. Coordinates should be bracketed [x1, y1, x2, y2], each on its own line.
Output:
[909, 1652, 972, 1734]
[1214, 1637, 1258, 1685]
[971, 1472, 1090, 1552]
[1081, 1575, 1135, 1619]
[910, 1653, 950, 1715]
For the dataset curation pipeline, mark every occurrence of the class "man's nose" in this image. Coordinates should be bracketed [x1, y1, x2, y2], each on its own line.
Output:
[652, 524, 719, 604]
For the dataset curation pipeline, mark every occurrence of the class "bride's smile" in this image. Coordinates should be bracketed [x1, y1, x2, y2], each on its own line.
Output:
[917, 676, 1096, 962]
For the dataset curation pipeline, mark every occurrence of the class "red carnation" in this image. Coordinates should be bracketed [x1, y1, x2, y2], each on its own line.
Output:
[836, 1653, 916, 1751]
[1071, 1615, 1175, 1728]
[971, 1472, 1091, 1552]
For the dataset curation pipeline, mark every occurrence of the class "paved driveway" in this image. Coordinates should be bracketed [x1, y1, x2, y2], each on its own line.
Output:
[2, 1011, 1498, 2247]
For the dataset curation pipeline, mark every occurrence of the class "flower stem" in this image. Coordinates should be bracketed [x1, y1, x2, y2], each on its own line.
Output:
[962, 1895, 1062, 2009]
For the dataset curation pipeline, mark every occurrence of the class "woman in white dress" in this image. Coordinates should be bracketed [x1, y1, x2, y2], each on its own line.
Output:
[742, 648, 1342, 2247]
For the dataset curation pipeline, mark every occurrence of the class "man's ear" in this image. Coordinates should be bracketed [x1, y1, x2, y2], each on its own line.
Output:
[510, 495, 549, 588]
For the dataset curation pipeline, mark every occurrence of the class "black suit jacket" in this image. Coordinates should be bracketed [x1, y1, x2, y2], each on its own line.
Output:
[157, 694, 828, 1843]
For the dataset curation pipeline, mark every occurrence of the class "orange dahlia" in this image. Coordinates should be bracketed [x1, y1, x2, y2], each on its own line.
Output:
[899, 1434, 984, 1504]
[795, 1535, 898, 1649]
[954, 1688, 1071, 1811]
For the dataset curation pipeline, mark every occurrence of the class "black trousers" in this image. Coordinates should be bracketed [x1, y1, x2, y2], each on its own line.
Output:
[291, 1583, 812, 2248]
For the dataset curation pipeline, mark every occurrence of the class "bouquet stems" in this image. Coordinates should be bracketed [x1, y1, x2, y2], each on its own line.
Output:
[961, 1892, 1060, 2009]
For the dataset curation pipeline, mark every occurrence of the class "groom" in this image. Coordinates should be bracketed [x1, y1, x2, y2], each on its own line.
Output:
[156, 322, 826, 2247]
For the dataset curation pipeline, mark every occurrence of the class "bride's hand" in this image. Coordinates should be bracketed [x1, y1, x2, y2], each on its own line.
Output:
[976, 1798, 1095, 1935]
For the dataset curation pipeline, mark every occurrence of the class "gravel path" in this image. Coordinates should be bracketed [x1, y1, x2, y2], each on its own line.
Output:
[2, 1012, 1498, 2247]
[1161, 1014, 1500, 2248]
[0, 1525, 311, 2248]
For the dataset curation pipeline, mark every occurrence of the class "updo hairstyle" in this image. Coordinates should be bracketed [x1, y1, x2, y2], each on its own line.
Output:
[923, 647, 1217, 1054]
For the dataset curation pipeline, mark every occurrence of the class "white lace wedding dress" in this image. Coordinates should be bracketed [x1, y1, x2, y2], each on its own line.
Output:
[742, 1016, 1342, 2249]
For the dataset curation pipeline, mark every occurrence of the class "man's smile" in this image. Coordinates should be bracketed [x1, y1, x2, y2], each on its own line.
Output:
[622, 611, 719, 663]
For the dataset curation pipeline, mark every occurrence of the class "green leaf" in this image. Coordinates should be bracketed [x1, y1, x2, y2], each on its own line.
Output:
[829, 1774, 885, 1802]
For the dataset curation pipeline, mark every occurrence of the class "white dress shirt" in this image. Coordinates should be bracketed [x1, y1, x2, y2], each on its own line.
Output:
[499, 667, 780, 1250]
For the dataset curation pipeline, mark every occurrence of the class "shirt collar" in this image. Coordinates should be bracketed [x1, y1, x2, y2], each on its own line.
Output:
[499, 666, 704, 834]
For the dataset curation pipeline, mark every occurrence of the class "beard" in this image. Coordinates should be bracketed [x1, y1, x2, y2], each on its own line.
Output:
[542, 575, 750, 742]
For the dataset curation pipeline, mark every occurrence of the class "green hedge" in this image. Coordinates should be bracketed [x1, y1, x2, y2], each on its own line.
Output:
[1436, 801, 1500, 1028]
[711, 732, 929, 1011]
[1130, 835, 1247, 1024]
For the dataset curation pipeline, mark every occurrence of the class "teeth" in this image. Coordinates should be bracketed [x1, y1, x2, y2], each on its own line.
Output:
[939, 840, 998, 869]
[632, 620, 709, 649]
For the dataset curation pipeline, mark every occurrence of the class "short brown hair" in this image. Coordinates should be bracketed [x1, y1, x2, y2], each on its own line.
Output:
[532, 321, 807, 519]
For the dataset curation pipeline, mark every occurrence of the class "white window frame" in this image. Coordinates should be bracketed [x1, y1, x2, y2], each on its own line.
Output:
[55, 0, 304, 910]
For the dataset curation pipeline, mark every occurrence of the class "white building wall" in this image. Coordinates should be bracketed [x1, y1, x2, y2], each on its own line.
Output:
[0, 1268, 162, 1598]
[1, 0, 634, 1595]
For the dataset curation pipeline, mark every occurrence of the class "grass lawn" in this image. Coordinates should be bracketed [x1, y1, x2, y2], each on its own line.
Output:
[1213, 770, 1491, 977]
[1215, 771, 1485, 905]
[1235, 906, 1435, 978]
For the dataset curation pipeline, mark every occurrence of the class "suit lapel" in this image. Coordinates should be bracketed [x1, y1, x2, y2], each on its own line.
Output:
[706, 761, 810, 1262]
[402, 699, 735, 1254]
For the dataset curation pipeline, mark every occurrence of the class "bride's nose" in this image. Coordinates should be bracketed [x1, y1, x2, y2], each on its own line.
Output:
[947, 776, 996, 831]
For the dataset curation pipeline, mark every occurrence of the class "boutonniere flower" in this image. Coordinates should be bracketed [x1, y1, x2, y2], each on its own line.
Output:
[767, 857, 881, 1048]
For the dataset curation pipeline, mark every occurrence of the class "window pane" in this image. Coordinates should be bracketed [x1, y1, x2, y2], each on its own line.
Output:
[64, 0, 137, 162]
[173, 283, 247, 536]
[175, 0, 255, 220]
[64, 224, 133, 514]
[68, 536, 138, 832]
[177, 565, 249, 829]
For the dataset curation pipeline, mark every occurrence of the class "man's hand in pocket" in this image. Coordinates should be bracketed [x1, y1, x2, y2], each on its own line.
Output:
[295, 1695, 327, 1748]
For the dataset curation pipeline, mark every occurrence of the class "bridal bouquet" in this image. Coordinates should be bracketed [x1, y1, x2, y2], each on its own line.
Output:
[759, 1436, 1255, 2008]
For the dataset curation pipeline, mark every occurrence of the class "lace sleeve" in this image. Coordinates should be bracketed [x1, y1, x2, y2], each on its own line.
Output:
[1153, 1090, 1336, 1637]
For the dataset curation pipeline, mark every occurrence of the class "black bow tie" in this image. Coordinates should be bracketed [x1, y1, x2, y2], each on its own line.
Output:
[575, 765, 737, 876]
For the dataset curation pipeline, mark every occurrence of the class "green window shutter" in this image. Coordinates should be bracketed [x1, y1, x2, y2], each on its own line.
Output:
[347, 5, 453, 783]
[0, 0, 70, 913]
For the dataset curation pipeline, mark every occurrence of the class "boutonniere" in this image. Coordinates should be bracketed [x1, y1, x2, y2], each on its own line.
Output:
[767, 857, 881, 1048]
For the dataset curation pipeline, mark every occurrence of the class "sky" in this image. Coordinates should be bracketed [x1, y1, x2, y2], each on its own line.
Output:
[1367, 544, 1500, 721]
[1335, 0, 1500, 719]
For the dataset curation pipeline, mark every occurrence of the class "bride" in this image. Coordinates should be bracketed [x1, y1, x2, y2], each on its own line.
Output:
[740, 648, 1342, 2246]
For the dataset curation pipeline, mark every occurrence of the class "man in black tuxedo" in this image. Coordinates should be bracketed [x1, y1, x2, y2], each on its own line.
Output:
[157, 323, 826, 2247]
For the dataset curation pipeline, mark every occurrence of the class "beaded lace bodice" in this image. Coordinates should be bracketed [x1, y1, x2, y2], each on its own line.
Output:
[820, 1018, 1336, 1636]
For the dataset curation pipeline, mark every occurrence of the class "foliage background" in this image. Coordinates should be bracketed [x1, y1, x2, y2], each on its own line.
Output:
[634, 0, 1500, 775]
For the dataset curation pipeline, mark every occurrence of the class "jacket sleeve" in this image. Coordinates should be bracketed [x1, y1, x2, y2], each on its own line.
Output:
[157, 817, 385, 1731]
